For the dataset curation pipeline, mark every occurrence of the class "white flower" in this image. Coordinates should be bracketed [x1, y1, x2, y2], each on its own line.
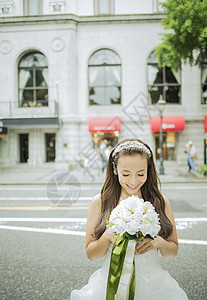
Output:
[126, 219, 139, 235]
[107, 195, 160, 239]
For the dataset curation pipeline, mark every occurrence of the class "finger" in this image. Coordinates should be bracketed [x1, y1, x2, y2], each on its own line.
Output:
[140, 244, 152, 254]
[136, 242, 151, 254]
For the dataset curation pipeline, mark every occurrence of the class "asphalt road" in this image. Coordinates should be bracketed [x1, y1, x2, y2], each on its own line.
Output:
[0, 183, 207, 300]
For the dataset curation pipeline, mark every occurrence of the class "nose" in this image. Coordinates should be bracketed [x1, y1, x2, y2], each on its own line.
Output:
[129, 176, 139, 186]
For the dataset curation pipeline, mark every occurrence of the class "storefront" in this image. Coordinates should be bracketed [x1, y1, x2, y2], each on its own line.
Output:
[88, 116, 122, 148]
[0, 118, 58, 165]
[150, 116, 185, 160]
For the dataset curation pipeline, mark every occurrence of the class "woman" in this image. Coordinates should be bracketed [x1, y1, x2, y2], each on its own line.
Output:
[71, 138, 188, 299]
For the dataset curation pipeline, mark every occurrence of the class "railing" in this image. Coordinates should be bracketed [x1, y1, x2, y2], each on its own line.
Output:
[0, 100, 59, 119]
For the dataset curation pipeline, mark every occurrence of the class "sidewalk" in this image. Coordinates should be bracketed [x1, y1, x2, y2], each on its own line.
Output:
[0, 161, 206, 185]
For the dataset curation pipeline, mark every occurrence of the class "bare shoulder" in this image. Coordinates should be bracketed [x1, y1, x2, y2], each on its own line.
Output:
[88, 193, 101, 215]
[162, 194, 171, 206]
[162, 194, 175, 222]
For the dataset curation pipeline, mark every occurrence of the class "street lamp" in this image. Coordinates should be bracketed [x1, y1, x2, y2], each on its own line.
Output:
[157, 94, 166, 175]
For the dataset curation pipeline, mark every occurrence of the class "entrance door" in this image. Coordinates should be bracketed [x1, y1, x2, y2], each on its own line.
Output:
[155, 132, 176, 160]
[45, 133, 56, 162]
[19, 134, 29, 163]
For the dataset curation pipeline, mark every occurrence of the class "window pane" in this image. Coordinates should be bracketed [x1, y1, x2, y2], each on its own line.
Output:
[36, 89, 48, 101]
[148, 65, 163, 84]
[89, 67, 104, 86]
[166, 67, 180, 84]
[99, 0, 109, 14]
[22, 89, 34, 101]
[19, 69, 33, 88]
[201, 64, 207, 84]
[149, 86, 163, 104]
[148, 52, 158, 64]
[105, 66, 120, 86]
[106, 87, 121, 105]
[29, 0, 38, 15]
[23, 0, 28, 15]
[202, 85, 207, 104]
[36, 69, 48, 87]
[166, 86, 180, 103]
[19, 53, 48, 68]
[89, 49, 120, 65]
[89, 87, 105, 105]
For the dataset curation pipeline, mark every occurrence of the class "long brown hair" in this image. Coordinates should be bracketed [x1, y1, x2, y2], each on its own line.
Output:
[93, 138, 173, 240]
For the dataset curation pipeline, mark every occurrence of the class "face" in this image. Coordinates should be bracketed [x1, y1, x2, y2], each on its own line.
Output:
[116, 154, 148, 198]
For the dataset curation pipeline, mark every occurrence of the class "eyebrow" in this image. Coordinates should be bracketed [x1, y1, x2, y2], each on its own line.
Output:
[121, 169, 146, 172]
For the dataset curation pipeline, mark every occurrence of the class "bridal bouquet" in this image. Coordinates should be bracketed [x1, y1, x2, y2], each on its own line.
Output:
[106, 195, 161, 241]
[106, 195, 161, 300]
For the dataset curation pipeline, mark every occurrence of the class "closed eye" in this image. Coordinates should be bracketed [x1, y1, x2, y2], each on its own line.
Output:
[122, 174, 129, 177]
[138, 174, 144, 177]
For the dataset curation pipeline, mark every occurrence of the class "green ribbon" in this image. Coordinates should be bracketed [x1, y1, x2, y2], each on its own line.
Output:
[106, 235, 136, 300]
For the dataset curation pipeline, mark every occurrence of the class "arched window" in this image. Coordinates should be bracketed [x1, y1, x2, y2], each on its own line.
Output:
[18, 51, 48, 107]
[201, 58, 207, 104]
[147, 51, 181, 104]
[88, 49, 121, 105]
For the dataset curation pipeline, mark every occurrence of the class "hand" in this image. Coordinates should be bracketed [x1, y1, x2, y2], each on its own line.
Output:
[134, 236, 163, 255]
[104, 228, 118, 244]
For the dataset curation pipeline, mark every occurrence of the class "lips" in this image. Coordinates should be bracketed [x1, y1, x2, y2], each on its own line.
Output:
[126, 184, 139, 190]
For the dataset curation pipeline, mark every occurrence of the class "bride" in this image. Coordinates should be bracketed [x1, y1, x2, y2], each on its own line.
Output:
[71, 139, 188, 300]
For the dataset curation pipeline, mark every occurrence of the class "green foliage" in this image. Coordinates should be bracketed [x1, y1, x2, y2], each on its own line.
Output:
[155, 0, 207, 69]
[198, 164, 207, 176]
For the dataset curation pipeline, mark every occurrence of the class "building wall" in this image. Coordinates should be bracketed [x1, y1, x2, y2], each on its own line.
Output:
[0, 1, 207, 168]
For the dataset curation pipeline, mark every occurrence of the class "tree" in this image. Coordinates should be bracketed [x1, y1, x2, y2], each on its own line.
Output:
[155, 0, 207, 69]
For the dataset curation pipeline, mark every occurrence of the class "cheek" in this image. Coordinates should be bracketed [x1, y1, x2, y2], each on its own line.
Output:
[118, 175, 128, 184]
[139, 174, 147, 183]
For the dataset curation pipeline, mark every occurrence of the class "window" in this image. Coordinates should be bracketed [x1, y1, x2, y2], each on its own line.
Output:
[18, 51, 48, 107]
[23, 0, 43, 16]
[94, 0, 114, 15]
[147, 51, 181, 104]
[89, 49, 121, 106]
[153, 0, 166, 12]
[201, 58, 207, 104]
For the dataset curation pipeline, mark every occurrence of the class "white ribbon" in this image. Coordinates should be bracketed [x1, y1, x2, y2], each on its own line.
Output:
[115, 240, 136, 300]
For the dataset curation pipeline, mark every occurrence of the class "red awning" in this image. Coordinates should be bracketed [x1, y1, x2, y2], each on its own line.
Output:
[88, 117, 121, 133]
[150, 116, 185, 132]
[204, 116, 207, 132]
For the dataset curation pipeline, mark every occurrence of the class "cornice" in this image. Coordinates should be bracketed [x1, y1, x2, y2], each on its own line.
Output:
[0, 13, 165, 27]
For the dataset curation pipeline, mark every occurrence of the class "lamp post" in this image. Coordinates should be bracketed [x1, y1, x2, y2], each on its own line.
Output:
[157, 94, 166, 175]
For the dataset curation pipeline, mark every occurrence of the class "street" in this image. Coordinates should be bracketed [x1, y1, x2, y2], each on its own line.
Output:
[0, 183, 207, 300]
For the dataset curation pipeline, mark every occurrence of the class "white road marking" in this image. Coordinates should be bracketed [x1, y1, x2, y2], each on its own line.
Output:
[179, 239, 207, 246]
[0, 217, 206, 222]
[0, 185, 207, 191]
[175, 218, 207, 222]
[0, 186, 101, 191]
[0, 225, 86, 236]
[0, 218, 87, 222]
[0, 224, 206, 245]
[0, 197, 92, 201]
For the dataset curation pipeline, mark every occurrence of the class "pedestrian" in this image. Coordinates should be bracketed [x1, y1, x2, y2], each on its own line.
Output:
[99, 139, 108, 173]
[105, 144, 112, 160]
[71, 138, 188, 300]
[185, 141, 197, 172]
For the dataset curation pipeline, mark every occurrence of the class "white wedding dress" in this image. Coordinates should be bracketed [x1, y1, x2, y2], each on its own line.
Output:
[70, 244, 188, 300]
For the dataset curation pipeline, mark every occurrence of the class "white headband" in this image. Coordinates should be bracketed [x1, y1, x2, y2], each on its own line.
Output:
[112, 141, 151, 158]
